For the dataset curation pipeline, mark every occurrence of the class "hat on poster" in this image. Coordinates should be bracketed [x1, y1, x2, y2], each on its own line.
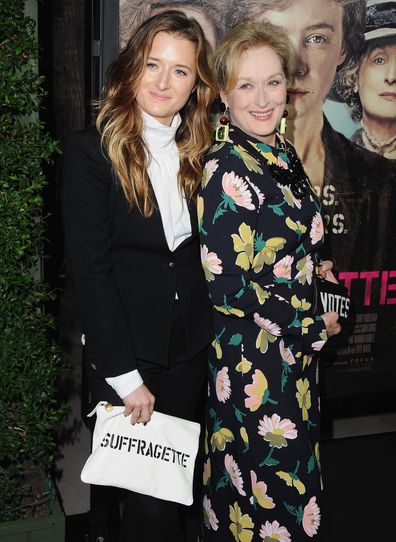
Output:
[365, 0, 396, 41]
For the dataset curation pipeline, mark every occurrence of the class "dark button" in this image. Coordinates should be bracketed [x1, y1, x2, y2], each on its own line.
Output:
[168, 261, 176, 269]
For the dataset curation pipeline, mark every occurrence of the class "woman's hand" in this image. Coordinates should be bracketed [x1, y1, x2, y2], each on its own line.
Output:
[318, 260, 338, 284]
[122, 384, 155, 424]
[321, 311, 342, 338]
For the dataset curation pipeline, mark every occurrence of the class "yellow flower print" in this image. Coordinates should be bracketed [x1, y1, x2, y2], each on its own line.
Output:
[248, 141, 278, 165]
[231, 223, 255, 271]
[250, 470, 275, 509]
[197, 195, 204, 227]
[276, 469, 306, 495]
[211, 427, 235, 452]
[253, 314, 281, 354]
[240, 426, 249, 452]
[286, 216, 307, 235]
[252, 235, 286, 273]
[236, 354, 252, 374]
[291, 295, 311, 311]
[302, 354, 312, 371]
[244, 369, 277, 412]
[232, 144, 263, 174]
[203, 458, 211, 486]
[296, 378, 311, 421]
[255, 329, 278, 354]
[212, 338, 222, 360]
[229, 501, 254, 542]
[315, 442, 324, 490]
[214, 304, 245, 318]
[251, 281, 270, 305]
[301, 317, 314, 335]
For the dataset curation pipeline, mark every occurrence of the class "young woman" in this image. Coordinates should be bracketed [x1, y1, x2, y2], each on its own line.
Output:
[199, 19, 340, 541]
[62, 10, 215, 542]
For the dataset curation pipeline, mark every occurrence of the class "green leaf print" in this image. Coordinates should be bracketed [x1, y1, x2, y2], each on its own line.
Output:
[229, 334, 243, 346]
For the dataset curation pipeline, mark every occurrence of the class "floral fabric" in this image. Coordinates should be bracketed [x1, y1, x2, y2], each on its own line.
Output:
[199, 125, 327, 541]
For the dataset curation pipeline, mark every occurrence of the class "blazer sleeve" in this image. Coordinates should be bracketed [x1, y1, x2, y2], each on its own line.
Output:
[62, 129, 137, 377]
[199, 148, 327, 354]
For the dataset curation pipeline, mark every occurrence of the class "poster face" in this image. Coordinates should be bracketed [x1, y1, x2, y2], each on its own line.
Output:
[118, 0, 396, 404]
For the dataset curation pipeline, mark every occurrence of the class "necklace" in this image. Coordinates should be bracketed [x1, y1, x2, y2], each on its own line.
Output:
[252, 134, 312, 199]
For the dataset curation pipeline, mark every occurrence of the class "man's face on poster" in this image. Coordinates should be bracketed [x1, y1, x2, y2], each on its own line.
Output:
[151, 5, 217, 49]
[357, 40, 396, 124]
[254, 0, 346, 121]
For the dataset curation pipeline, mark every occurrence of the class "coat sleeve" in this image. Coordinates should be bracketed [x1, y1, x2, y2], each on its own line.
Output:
[199, 148, 327, 355]
[62, 129, 137, 377]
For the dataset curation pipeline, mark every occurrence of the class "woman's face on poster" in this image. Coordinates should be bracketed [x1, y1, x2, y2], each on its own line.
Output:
[252, 0, 346, 121]
[356, 40, 396, 123]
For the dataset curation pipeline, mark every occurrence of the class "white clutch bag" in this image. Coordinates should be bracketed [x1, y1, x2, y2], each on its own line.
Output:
[81, 401, 201, 506]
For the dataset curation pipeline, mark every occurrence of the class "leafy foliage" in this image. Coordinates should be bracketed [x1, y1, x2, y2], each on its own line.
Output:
[0, 0, 66, 521]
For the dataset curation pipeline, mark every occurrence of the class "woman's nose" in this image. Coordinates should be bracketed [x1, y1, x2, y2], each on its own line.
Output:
[385, 57, 396, 84]
[157, 70, 171, 90]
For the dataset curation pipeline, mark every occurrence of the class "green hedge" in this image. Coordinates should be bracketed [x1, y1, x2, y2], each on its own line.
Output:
[0, 0, 66, 521]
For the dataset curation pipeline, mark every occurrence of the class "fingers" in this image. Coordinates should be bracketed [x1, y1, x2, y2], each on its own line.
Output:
[321, 311, 342, 337]
[122, 384, 155, 425]
[318, 260, 338, 284]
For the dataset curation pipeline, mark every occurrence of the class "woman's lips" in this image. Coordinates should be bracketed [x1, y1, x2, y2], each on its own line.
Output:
[380, 92, 396, 101]
[149, 91, 171, 101]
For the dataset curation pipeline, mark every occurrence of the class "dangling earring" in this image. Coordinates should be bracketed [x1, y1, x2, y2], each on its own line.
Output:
[279, 108, 288, 135]
[215, 105, 230, 142]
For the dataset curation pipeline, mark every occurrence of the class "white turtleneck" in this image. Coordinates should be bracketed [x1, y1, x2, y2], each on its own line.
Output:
[105, 111, 192, 400]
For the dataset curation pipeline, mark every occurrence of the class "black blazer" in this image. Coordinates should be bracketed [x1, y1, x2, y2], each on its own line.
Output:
[62, 127, 212, 378]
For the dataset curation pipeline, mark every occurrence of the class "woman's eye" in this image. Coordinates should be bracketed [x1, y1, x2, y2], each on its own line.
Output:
[373, 55, 386, 65]
[175, 69, 187, 76]
[269, 79, 281, 86]
[147, 62, 157, 69]
[239, 83, 251, 89]
[306, 34, 328, 45]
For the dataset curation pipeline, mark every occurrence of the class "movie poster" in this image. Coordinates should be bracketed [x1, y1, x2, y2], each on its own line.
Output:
[118, 0, 396, 403]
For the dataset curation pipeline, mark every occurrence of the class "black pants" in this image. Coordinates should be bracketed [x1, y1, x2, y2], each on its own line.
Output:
[85, 300, 209, 542]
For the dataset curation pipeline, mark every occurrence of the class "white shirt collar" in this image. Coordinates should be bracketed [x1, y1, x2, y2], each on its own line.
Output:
[141, 111, 181, 151]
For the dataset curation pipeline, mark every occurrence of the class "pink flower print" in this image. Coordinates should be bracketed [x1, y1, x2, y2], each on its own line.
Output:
[215, 367, 231, 403]
[250, 470, 275, 509]
[224, 454, 246, 496]
[203, 495, 219, 531]
[200, 244, 222, 282]
[244, 369, 268, 412]
[302, 496, 321, 537]
[258, 413, 297, 448]
[312, 329, 327, 352]
[273, 255, 294, 279]
[202, 159, 219, 187]
[246, 178, 265, 207]
[259, 520, 291, 542]
[277, 155, 289, 169]
[310, 212, 324, 245]
[279, 339, 296, 366]
[253, 313, 281, 335]
[222, 171, 255, 210]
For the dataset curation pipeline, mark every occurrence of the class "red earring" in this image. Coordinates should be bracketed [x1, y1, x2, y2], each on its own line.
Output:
[216, 106, 230, 142]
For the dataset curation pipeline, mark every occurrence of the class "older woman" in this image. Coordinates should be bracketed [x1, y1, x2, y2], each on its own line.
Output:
[335, 0, 396, 159]
[199, 18, 340, 541]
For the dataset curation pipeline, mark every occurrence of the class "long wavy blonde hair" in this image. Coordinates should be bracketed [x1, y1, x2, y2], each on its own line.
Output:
[96, 10, 216, 216]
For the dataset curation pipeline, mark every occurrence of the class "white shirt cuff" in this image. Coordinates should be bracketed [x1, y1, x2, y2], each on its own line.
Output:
[105, 369, 143, 399]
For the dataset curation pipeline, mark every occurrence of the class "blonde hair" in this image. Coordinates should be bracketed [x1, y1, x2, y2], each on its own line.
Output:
[96, 10, 216, 216]
[212, 18, 294, 93]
